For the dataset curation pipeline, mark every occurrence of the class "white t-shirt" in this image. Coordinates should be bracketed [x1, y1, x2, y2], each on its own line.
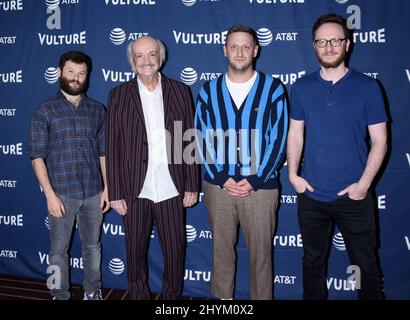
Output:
[225, 71, 257, 109]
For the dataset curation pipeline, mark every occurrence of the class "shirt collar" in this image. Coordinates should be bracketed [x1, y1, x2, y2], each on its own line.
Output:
[57, 90, 86, 107]
[137, 73, 162, 95]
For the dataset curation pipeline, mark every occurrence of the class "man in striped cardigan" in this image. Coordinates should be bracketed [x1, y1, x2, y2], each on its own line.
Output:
[195, 25, 288, 300]
[106, 36, 199, 300]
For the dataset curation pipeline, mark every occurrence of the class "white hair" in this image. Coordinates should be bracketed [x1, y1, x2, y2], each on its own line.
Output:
[127, 36, 166, 73]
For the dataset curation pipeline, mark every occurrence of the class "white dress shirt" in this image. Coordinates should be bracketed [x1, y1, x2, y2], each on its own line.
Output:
[137, 75, 179, 203]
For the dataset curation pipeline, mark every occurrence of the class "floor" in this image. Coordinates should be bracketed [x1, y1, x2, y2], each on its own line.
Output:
[0, 274, 201, 300]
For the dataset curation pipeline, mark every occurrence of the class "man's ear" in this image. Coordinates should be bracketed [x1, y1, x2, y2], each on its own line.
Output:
[346, 39, 351, 52]
[253, 45, 259, 58]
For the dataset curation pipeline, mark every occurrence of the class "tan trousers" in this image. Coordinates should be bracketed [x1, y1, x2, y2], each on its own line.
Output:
[203, 181, 278, 300]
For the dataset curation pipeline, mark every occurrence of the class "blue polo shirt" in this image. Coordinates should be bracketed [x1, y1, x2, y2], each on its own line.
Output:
[290, 69, 387, 202]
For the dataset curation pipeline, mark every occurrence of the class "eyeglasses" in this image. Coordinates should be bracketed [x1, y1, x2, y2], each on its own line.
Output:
[314, 38, 347, 48]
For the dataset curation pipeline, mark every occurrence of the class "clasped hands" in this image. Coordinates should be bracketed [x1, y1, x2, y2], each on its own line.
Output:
[223, 178, 253, 197]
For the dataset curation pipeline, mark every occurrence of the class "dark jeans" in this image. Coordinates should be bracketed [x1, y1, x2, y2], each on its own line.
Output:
[297, 192, 383, 300]
[48, 192, 103, 300]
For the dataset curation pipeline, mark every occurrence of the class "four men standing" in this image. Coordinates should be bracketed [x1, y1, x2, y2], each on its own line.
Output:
[28, 15, 386, 300]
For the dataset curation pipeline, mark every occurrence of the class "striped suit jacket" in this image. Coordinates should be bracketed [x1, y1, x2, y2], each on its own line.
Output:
[106, 75, 199, 202]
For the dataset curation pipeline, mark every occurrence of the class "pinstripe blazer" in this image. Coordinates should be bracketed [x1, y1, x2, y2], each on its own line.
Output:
[106, 75, 199, 202]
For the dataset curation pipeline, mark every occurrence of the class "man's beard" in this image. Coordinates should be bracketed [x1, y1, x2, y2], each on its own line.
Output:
[316, 49, 347, 69]
[60, 76, 87, 95]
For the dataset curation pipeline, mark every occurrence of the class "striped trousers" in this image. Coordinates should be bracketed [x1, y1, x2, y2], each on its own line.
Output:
[123, 195, 185, 300]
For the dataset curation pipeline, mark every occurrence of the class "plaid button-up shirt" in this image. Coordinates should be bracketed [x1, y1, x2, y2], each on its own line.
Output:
[28, 92, 106, 200]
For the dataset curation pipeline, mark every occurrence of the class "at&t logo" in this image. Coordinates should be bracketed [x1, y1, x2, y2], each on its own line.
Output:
[256, 28, 272, 46]
[0, 179, 17, 188]
[363, 72, 378, 79]
[110, 28, 126, 45]
[274, 275, 296, 285]
[0, 108, 16, 117]
[109, 258, 125, 275]
[0, 249, 18, 258]
[275, 32, 298, 41]
[45, 67, 59, 84]
[186, 224, 197, 242]
[47, 0, 79, 6]
[180, 67, 221, 85]
[46, 0, 59, 9]
[333, 232, 346, 251]
[181, 0, 219, 6]
[280, 194, 297, 204]
[109, 28, 148, 45]
[44, 216, 50, 230]
[181, 0, 196, 6]
[180, 67, 198, 85]
[0, 36, 17, 45]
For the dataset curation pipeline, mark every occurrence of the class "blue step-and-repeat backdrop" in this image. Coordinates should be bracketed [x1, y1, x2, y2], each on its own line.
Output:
[0, 0, 409, 300]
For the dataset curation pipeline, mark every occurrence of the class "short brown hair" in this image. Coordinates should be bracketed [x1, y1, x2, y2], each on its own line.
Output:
[312, 13, 350, 40]
[58, 50, 92, 73]
[226, 25, 258, 46]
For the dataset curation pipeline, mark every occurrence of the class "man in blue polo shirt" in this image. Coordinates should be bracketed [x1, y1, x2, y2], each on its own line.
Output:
[28, 51, 110, 300]
[287, 14, 387, 300]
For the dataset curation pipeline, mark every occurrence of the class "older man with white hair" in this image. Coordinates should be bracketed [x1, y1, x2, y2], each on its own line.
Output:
[106, 36, 199, 300]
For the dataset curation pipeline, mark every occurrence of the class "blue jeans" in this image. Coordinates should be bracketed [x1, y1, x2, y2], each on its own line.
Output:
[297, 192, 383, 300]
[48, 192, 103, 300]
